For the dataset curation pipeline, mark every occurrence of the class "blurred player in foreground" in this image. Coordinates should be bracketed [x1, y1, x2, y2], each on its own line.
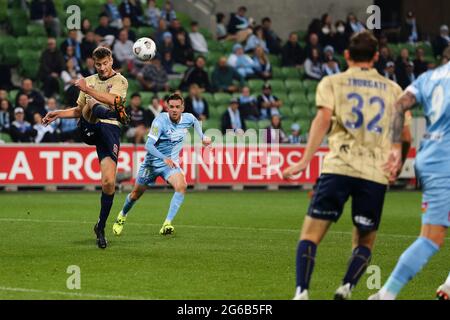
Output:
[370, 47, 450, 300]
[112, 93, 211, 236]
[283, 31, 411, 300]
[43, 47, 129, 249]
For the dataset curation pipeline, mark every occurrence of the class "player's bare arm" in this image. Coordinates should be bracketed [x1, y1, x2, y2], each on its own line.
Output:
[283, 107, 332, 179]
[384, 92, 417, 176]
[42, 105, 82, 126]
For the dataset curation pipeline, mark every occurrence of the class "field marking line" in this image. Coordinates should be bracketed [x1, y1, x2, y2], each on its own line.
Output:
[1, 217, 448, 240]
[0, 286, 149, 300]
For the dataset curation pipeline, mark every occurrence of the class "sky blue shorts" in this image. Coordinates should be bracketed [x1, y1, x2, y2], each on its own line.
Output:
[136, 163, 182, 186]
[420, 175, 450, 227]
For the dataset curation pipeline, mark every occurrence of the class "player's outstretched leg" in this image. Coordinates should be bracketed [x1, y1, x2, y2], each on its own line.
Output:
[335, 228, 375, 300]
[160, 172, 186, 235]
[95, 157, 117, 249]
[293, 217, 331, 300]
[113, 184, 146, 236]
[436, 272, 450, 300]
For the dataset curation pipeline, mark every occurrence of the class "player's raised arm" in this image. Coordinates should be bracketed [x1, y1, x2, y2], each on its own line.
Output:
[75, 77, 117, 107]
[283, 106, 332, 178]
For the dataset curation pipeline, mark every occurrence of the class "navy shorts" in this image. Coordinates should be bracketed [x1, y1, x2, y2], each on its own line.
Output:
[78, 117, 121, 163]
[307, 174, 387, 231]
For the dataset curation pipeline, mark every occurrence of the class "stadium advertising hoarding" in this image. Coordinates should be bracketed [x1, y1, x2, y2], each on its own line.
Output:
[0, 144, 415, 186]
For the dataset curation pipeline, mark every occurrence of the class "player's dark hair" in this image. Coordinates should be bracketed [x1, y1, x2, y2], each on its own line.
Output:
[92, 46, 112, 60]
[442, 46, 450, 60]
[166, 93, 184, 105]
[348, 31, 378, 62]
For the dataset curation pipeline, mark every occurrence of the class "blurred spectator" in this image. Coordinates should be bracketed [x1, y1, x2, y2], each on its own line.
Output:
[148, 96, 165, 118]
[44, 97, 60, 132]
[0, 99, 12, 134]
[145, 0, 161, 28]
[211, 56, 243, 93]
[306, 18, 322, 41]
[413, 47, 430, 77]
[400, 11, 420, 44]
[345, 13, 365, 35]
[125, 93, 151, 144]
[221, 98, 246, 134]
[305, 32, 322, 59]
[169, 19, 190, 46]
[77, 18, 92, 41]
[81, 31, 98, 60]
[322, 46, 340, 76]
[113, 28, 135, 67]
[189, 21, 208, 55]
[10, 108, 35, 143]
[0, 65, 13, 90]
[64, 46, 81, 73]
[33, 112, 57, 143]
[122, 17, 137, 42]
[184, 84, 209, 121]
[15, 79, 45, 114]
[257, 83, 282, 120]
[375, 46, 393, 75]
[238, 86, 259, 120]
[160, 1, 177, 24]
[61, 30, 82, 62]
[29, 0, 60, 37]
[61, 59, 82, 107]
[227, 6, 253, 43]
[333, 20, 349, 54]
[95, 13, 118, 38]
[179, 56, 210, 92]
[137, 57, 170, 92]
[16, 94, 38, 124]
[395, 48, 413, 89]
[82, 57, 97, 77]
[244, 25, 268, 53]
[154, 18, 169, 46]
[216, 13, 228, 41]
[252, 46, 272, 80]
[402, 61, 416, 89]
[160, 32, 174, 55]
[265, 115, 288, 144]
[59, 113, 79, 142]
[161, 51, 176, 75]
[318, 13, 335, 48]
[103, 0, 123, 29]
[304, 48, 323, 80]
[227, 44, 255, 79]
[433, 25, 450, 58]
[288, 123, 307, 144]
[281, 32, 305, 67]
[173, 32, 195, 66]
[119, 0, 144, 27]
[384, 61, 397, 82]
[0, 90, 8, 101]
[39, 37, 65, 98]
[262, 17, 282, 55]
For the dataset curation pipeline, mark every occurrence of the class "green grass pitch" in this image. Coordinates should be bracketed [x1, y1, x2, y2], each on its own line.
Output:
[0, 191, 448, 300]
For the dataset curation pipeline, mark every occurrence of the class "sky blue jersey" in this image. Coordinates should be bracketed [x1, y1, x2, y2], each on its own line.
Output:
[143, 112, 203, 168]
[407, 61, 450, 177]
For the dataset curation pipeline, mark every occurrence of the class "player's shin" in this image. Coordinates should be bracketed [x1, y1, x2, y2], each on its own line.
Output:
[336, 246, 371, 299]
[165, 192, 185, 223]
[295, 240, 317, 295]
[379, 237, 439, 299]
[97, 192, 115, 230]
[122, 193, 136, 216]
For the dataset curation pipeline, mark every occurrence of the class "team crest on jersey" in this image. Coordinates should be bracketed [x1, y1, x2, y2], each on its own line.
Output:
[421, 202, 428, 213]
[106, 84, 113, 92]
[151, 125, 159, 136]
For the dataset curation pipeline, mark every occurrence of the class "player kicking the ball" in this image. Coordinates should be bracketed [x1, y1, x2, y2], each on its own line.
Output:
[369, 47, 450, 300]
[112, 93, 211, 236]
[283, 31, 411, 300]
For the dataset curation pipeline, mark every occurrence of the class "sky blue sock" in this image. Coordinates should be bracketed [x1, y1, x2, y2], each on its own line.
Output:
[122, 194, 136, 215]
[383, 237, 439, 296]
[165, 192, 185, 222]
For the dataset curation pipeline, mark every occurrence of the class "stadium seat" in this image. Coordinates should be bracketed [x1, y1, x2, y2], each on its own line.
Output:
[8, 89, 18, 102]
[268, 54, 281, 67]
[221, 41, 234, 53]
[2, 43, 19, 66]
[214, 105, 227, 116]
[302, 80, 319, 93]
[258, 119, 271, 129]
[20, 58, 40, 80]
[291, 105, 312, 118]
[127, 79, 140, 95]
[139, 92, 154, 105]
[18, 49, 41, 61]
[206, 52, 222, 66]
[288, 93, 308, 105]
[0, 132, 12, 143]
[207, 40, 223, 52]
[168, 78, 181, 90]
[245, 120, 258, 130]
[203, 119, 220, 131]
[281, 106, 293, 118]
[271, 67, 284, 80]
[267, 79, 286, 93]
[17, 36, 46, 50]
[248, 79, 265, 92]
[284, 79, 303, 93]
[173, 64, 188, 74]
[8, 9, 28, 36]
[306, 92, 316, 105]
[27, 23, 47, 37]
[0, 0, 7, 23]
[137, 27, 155, 39]
[202, 92, 214, 105]
[274, 92, 288, 104]
[214, 93, 232, 106]
[281, 67, 299, 79]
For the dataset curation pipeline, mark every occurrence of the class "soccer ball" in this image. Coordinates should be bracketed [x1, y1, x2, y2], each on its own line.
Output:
[133, 37, 157, 61]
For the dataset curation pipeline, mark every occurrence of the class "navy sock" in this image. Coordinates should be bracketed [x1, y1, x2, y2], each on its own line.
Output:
[342, 245, 372, 288]
[296, 240, 317, 292]
[97, 192, 114, 230]
[92, 104, 117, 119]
